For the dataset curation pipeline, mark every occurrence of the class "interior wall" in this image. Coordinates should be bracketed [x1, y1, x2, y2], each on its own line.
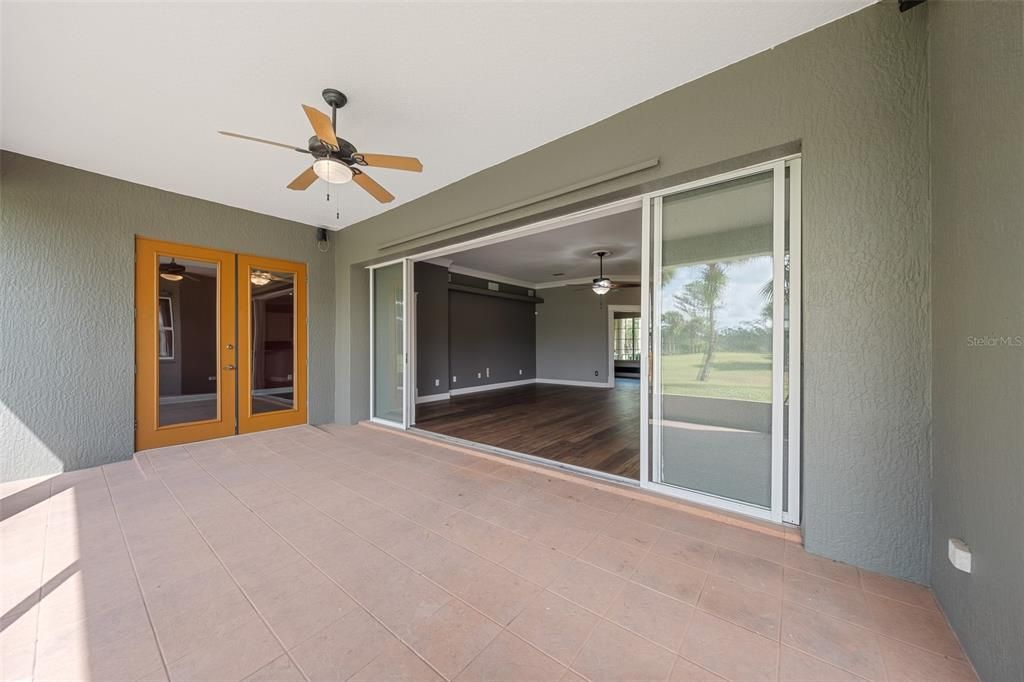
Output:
[0, 152, 335, 482]
[177, 274, 218, 395]
[928, 2, 1024, 680]
[536, 286, 640, 384]
[448, 290, 536, 391]
[414, 262, 450, 398]
[337, 5, 932, 580]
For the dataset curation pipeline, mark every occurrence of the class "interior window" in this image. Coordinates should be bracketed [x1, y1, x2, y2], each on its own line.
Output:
[614, 314, 641, 361]
[158, 296, 174, 360]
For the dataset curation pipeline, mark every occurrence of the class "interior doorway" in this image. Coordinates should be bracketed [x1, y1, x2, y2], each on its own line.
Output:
[134, 237, 308, 450]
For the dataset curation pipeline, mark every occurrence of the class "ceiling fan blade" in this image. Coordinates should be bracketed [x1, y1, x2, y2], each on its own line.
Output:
[610, 282, 642, 288]
[353, 170, 395, 203]
[302, 105, 339, 150]
[218, 131, 308, 153]
[287, 166, 318, 191]
[358, 153, 423, 172]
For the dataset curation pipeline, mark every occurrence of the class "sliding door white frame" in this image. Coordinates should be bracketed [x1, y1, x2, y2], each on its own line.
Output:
[786, 158, 802, 525]
[365, 155, 802, 527]
[641, 155, 801, 524]
[367, 258, 411, 429]
[404, 259, 416, 429]
[639, 198, 652, 488]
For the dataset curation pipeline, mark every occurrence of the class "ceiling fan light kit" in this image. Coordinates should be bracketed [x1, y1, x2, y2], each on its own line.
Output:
[591, 250, 613, 295]
[312, 158, 353, 184]
[218, 87, 423, 207]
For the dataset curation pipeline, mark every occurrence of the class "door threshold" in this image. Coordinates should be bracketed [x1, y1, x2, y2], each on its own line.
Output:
[408, 427, 639, 488]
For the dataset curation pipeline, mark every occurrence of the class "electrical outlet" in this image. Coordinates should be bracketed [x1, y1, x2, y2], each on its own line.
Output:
[477, 372, 482, 379]
[594, 370, 599, 377]
[519, 369, 523, 375]
[434, 379, 440, 387]
[452, 376, 457, 383]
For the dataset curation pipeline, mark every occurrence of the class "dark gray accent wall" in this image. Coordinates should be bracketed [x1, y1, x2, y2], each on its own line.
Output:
[928, 3, 1024, 680]
[335, 4, 932, 581]
[414, 262, 450, 397]
[0, 152, 335, 482]
[536, 286, 640, 384]
[448, 290, 536, 390]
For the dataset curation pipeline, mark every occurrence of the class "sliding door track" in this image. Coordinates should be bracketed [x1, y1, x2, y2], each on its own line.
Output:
[408, 427, 639, 488]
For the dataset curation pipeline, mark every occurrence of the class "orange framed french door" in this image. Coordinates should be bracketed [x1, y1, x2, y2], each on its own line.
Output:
[237, 254, 308, 433]
[135, 238, 237, 450]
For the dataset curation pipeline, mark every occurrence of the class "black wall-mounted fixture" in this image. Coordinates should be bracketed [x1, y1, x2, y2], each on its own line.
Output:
[899, 0, 926, 12]
[315, 227, 330, 253]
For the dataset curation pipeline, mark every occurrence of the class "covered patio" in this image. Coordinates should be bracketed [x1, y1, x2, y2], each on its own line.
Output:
[1, 425, 974, 681]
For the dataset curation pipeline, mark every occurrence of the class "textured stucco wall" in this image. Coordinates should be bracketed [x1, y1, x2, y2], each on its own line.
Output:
[0, 152, 335, 481]
[928, 2, 1024, 680]
[334, 5, 933, 581]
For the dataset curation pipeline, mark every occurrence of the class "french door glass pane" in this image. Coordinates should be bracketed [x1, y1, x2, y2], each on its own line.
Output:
[657, 171, 774, 508]
[373, 263, 404, 423]
[157, 256, 219, 426]
[249, 268, 296, 414]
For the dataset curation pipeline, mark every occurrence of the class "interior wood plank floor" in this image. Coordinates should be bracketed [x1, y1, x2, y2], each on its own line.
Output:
[415, 380, 641, 479]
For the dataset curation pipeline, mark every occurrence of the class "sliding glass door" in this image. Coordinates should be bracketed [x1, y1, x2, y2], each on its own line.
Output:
[642, 159, 800, 523]
[370, 260, 412, 427]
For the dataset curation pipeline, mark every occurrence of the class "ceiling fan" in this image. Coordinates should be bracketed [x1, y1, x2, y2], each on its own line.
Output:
[218, 88, 422, 203]
[249, 270, 292, 287]
[576, 250, 641, 295]
[159, 259, 199, 282]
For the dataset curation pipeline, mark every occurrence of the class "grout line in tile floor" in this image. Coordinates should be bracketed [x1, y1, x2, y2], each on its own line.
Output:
[374, 422, 802, 542]
[104, 425, 976, 682]
[198, 433, 764, 680]
[26, 479, 52, 682]
[145, 457, 314, 681]
[318, 428, 970, 680]
[234, 441, 593, 679]
[180, 440, 480, 680]
[254, 433, 850, 679]
[100, 466, 173, 682]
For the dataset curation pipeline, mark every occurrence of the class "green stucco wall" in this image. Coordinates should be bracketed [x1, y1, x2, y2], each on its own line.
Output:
[928, 2, 1024, 679]
[0, 152, 335, 482]
[333, 4, 934, 582]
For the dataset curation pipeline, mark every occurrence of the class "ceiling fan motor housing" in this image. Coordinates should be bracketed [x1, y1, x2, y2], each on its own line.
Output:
[308, 137, 359, 164]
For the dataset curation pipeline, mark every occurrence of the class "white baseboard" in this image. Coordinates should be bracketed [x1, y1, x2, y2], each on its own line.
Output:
[416, 392, 451, 404]
[449, 379, 535, 396]
[435, 377, 617, 399]
[535, 378, 611, 388]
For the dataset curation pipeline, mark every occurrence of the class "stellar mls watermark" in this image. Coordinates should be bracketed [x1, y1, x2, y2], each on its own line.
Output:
[966, 335, 1023, 348]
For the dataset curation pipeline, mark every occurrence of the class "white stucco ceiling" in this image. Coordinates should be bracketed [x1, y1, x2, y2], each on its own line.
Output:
[1, 1, 869, 231]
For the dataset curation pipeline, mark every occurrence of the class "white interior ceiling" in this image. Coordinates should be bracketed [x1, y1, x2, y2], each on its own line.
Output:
[1, 2, 869, 231]
[444, 208, 642, 286]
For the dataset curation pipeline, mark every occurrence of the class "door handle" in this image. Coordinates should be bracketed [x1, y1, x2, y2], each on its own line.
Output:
[223, 364, 236, 371]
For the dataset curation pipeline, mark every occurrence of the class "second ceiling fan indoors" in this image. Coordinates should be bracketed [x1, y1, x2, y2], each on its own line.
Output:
[583, 250, 640, 295]
[219, 88, 422, 203]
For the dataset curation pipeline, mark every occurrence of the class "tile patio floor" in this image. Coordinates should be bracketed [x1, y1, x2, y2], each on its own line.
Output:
[1, 425, 976, 681]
